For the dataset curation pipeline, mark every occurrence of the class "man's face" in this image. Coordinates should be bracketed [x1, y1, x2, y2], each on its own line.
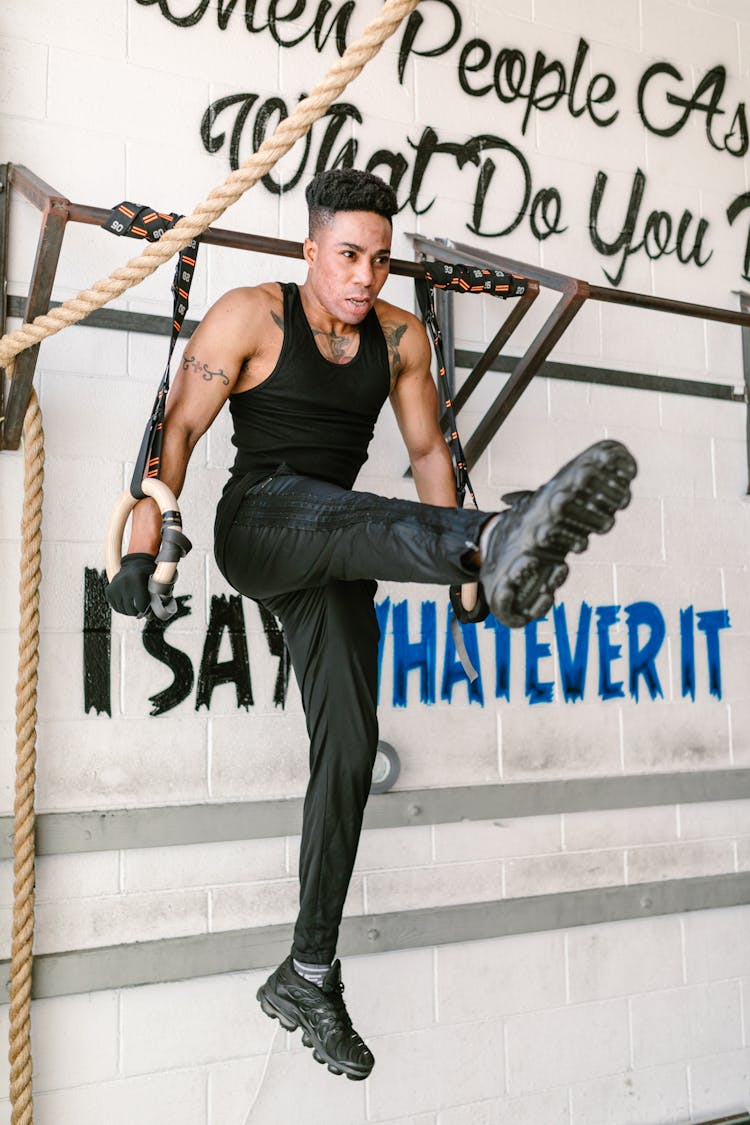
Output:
[303, 210, 392, 325]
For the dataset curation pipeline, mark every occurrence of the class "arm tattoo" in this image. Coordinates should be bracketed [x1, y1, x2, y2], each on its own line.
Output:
[182, 354, 229, 386]
[271, 310, 284, 332]
[382, 322, 408, 389]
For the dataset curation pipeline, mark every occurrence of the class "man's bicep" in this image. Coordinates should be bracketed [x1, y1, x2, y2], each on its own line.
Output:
[390, 339, 442, 456]
[165, 296, 251, 440]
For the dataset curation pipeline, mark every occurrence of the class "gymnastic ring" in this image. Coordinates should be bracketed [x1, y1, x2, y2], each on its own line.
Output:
[105, 478, 192, 621]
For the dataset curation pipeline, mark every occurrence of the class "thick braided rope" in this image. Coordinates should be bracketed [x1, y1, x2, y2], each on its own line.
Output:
[3, 6, 420, 1120]
[0, 0, 420, 368]
[9, 385, 43, 1125]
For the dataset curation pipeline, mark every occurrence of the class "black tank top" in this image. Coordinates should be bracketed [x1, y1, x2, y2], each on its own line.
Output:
[228, 282, 390, 489]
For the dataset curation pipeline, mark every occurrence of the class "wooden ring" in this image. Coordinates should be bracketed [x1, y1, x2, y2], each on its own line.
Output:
[105, 478, 181, 586]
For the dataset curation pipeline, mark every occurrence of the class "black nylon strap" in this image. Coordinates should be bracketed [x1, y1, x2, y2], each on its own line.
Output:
[422, 261, 527, 298]
[417, 261, 528, 679]
[415, 276, 475, 510]
[102, 201, 200, 498]
[415, 262, 526, 509]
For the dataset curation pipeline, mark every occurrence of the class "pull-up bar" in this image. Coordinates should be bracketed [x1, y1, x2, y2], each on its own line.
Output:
[409, 233, 750, 485]
[0, 163, 429, 451]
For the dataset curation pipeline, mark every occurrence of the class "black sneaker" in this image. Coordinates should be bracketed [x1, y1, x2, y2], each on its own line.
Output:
[481, 439, 637, 627]
[257, 956, 374, 1080]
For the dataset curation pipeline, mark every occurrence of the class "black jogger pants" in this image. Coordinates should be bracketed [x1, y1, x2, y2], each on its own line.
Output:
[215, 466, 490, 964]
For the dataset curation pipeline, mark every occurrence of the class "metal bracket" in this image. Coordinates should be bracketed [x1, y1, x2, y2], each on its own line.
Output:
[0, 163, 10, 438]
[732, 288, 750, 493]
[0, 164, 71, 450]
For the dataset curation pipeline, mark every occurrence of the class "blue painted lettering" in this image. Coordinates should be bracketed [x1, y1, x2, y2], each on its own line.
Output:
[392, 599, 437, 707]
[553, 601, 592, 702]
[596, 605, 625, 700]
[525, 618, 554, 704]
[625, 600, 665, 701]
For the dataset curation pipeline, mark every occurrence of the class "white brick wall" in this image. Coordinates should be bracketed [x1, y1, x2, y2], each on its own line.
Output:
[3, 0, 750, 1120]
[0, 910, 744, 1122]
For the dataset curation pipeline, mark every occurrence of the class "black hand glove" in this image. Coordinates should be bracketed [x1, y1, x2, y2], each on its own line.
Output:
[449, 582, 490, 625]
[105, 553, 156, 617]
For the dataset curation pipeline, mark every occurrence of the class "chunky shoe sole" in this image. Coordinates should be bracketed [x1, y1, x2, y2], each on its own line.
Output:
[482, 439, 637, 628]
[256, 984, 372, 1081]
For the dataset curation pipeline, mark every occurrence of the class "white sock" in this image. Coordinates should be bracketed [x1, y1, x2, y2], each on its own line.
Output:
[293, 958, 330, 987]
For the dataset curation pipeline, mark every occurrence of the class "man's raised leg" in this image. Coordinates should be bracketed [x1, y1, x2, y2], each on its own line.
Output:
[480, 439, 637, 626]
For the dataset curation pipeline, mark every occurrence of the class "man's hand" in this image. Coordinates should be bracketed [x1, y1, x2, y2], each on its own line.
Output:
[106, 553, 155, 617]
[450, 582, 490, 624]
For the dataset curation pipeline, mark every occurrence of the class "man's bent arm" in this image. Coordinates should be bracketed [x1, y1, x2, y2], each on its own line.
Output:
[388, 312, 458, 509]
[127, 289, 255, 554]
[389, 310, 481, 606]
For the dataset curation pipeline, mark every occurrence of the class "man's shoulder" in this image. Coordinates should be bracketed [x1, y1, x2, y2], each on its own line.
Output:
[212, 282, 283, 318]
[373, 297, 421, 333]
[373, 298, 429, 385]
[202, 282, 285, 346]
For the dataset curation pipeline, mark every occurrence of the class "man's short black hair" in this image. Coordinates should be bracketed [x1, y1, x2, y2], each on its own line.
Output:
[305, 169, 397, 236]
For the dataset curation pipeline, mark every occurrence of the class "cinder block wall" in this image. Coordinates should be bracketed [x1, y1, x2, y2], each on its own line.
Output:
[1, 1, 749, 1122]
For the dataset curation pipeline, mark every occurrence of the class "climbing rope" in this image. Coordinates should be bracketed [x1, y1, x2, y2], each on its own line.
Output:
[0, 0, 421, 368]
[10, 385, 43, 1125]
[1, 2, 421, 1121]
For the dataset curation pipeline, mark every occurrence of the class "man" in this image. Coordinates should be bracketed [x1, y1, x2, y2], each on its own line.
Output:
[107, 168, 636, 1081]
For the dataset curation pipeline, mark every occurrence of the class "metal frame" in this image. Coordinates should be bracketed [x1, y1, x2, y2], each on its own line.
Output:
[3, 162, 750, 472]
[734, 288, 750, 493]
[2, 870, 748, 1001]
[0, 163, 9, 430]
[410, 234, 750, 472]
[2, 768, 748, 858]
[0, 162, 424, 451]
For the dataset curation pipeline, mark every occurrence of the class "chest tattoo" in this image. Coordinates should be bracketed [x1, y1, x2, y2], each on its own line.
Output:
[311, 325, 356, 363]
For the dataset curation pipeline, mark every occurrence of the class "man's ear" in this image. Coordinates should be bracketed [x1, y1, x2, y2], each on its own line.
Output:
[303, 236, 317, 267]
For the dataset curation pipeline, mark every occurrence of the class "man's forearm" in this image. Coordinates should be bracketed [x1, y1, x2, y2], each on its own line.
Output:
[410, 442, 459, 508]
[127, 428, 193, 555]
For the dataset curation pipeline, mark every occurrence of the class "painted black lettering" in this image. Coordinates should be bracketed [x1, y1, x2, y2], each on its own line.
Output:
[365, 150, 410, 205]
[397, 0, 462, 84]
[643, 210, 673, 259]
[586, 72, 618, 127]
[727, 192, 750, 281]
[254, 95, 312, 193]
[530, 187, 567, 241]
[134, 0, 210, 28]
[638, 62, 744, 155]
[407, 126, 481, 215]
[724, 103, 749, 157]
[314, 101, 362, 173]
[522, 50, 567, 135]
[493, 49, 527, 104]
[458, 38, 493, 98]
[566, 38, 590, 119]
[312, 0, 355, 54]
[83, 568, 112, 717]
[467, 138, 531, 238]
[200, 93, 259, 170]
[196, 594, 253, 711]
[142, 596, 195, 717]
[675, 211, 713, 268]
[638, 62, 691, 137]
[589, 169, 646, 287]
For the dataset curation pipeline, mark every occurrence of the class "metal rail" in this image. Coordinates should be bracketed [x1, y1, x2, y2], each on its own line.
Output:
[0, 162, 425, 451]
[410, 234, 750, 481]
[2, 163, 750, 489]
